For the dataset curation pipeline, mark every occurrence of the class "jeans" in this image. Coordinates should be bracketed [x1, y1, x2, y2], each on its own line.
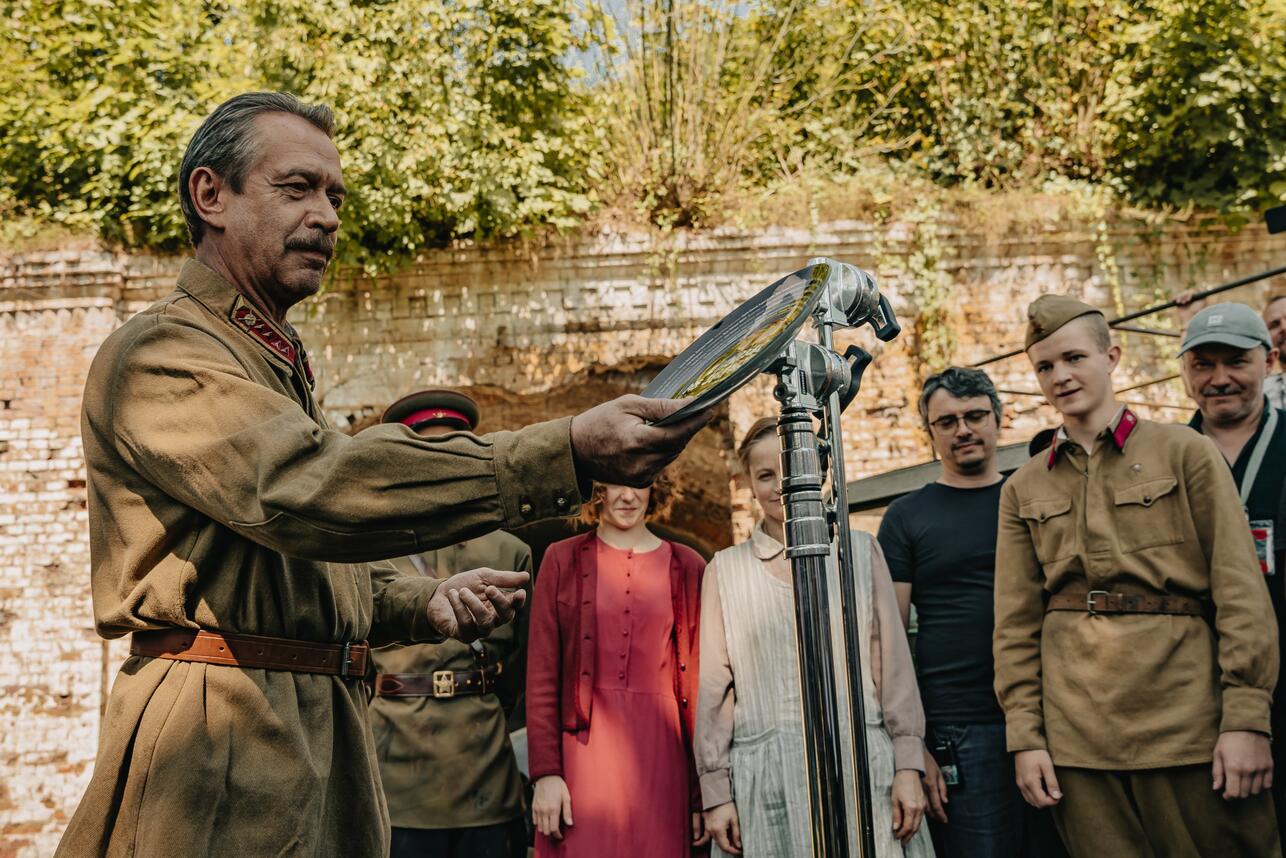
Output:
[927, 722, 1064, 858]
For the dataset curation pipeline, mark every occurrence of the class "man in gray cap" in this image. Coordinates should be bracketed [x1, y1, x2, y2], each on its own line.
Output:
[1182, 302, 1286, 843]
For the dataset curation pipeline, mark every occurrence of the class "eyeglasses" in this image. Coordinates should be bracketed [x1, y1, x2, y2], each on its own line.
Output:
[928, 410, 993, 433]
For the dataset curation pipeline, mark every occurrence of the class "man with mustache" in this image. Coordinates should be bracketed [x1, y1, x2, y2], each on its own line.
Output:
[1181, 302, 1286, 846]
[993, 295, 1279, 857]
[57, 92, 709, 858]
[1177, 292, 1286, 410]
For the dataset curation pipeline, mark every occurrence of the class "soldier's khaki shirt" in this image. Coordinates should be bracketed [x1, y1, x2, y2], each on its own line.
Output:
[58, 260, 583, 858]
[994, 410, 1277, 770]
[370, 530, 532, 830]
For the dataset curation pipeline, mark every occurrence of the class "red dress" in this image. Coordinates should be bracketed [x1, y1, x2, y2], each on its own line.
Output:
[535, 539, 690, 857]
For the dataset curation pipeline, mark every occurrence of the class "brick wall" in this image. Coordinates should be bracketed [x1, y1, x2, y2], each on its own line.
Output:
[2, 219, 1283, 855]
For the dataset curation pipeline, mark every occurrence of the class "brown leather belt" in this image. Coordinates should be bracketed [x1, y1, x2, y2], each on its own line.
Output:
[375, 665, 503, 699]
[131, 629, 369, 678]
[1047, 590, 1205, 617]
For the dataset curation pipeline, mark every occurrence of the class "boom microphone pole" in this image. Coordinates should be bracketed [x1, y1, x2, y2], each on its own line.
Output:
[644, 258, 902, 858]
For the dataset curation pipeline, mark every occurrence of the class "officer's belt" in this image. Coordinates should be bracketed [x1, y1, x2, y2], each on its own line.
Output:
[131, 628, 369, 678]
[1046, 589, 1205, 617]
[375, 665, 502, 699]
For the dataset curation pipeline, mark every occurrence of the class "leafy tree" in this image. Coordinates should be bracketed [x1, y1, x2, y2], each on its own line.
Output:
[0, 0, 600, 267]
[1104, 0, 1286, 214]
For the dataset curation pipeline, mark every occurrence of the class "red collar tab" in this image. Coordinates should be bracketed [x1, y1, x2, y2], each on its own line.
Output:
[401, 407, 470, 430]
[1111, 408, 1138, 451]
[1046, 408, 1138, 470]
[231, 298, 296, 366]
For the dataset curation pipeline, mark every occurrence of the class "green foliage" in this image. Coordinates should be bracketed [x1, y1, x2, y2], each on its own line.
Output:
[1104, 0, 1286, 213]
[867, 0, 1286, 213]
[1, 0, 1283, 261]
[0, 0, 599, 267]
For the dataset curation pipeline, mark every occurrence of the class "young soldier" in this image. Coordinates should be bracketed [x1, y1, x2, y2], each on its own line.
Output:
[993, 295, 1281, 857]
[1181, 303, 1286, 844]
[372, 389, 534, 858]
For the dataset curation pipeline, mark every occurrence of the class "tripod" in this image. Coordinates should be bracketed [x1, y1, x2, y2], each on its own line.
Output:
[762, 260, 901, 858]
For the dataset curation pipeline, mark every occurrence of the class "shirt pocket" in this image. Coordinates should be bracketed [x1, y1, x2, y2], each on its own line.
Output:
[1113, 476, 1182, 553]
[1019, 497, 1076, 564]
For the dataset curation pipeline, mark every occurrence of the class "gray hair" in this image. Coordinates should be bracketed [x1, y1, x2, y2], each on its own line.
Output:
[918, 366, 1003, 425]
[179, 92, 335, 246]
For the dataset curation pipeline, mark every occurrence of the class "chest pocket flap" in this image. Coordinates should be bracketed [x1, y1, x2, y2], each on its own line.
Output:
[1018, 497, 1072, 523]
[1114, 476, 1178, 508]
[1018, 496, 1075, 562]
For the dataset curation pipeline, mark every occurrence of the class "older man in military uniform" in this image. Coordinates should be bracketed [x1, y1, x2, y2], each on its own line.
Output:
[57, 92, 708, 858]
[372, 389, 533, 858]
[994, 295, 1280, 856]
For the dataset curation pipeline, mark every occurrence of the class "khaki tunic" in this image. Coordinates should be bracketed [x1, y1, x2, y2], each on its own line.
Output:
[369, 531, 532, 830]
[994, 412, 1278, 770]
[58, 259, 583, 858]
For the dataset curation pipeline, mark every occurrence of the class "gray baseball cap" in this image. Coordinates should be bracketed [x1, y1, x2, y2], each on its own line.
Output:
[1179, 302, 1273, 355]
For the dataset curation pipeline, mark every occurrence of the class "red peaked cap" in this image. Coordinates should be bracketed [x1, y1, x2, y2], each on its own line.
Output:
[381, 388, 480, 432]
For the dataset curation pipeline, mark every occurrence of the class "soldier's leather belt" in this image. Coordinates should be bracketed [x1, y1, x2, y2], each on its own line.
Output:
[130, 628, 369, 678]
[1047, 590, 1204, 616]
[374, 665, 503, 699]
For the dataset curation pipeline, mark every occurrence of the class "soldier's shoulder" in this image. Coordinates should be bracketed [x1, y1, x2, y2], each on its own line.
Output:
[1137, 418, 1200, 441]
[94, 290, 224, 364]
[1008, 450, 1052, 485]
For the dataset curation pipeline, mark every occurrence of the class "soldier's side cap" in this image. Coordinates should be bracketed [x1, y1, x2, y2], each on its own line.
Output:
[1025, 294, 1104, 350]
[1179, 302, 1273, 356]
[381, 388, 480, 431]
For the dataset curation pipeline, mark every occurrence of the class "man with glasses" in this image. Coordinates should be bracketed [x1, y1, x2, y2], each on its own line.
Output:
[880, 367, 1057, 857]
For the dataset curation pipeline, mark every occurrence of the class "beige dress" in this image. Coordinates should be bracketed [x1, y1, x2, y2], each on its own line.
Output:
[696, 524, 935, 858]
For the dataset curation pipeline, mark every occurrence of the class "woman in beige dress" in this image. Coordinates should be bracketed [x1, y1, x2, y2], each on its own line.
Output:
[696, 417, 935, 858]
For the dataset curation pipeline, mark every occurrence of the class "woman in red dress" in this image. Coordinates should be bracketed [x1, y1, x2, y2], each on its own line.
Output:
[527, 472, 708, 857]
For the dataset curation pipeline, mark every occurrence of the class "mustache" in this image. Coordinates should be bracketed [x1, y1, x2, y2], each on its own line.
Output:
[1200, 384, 1245, 397]
[285, 233, 335, 258]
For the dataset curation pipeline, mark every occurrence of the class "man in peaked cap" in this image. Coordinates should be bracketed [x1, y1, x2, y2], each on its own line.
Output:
[1181, 303, 1286, 847]
[58, 92, 709, 858]
[372, 389, 533, 858]
[993, 294, 1280, 856]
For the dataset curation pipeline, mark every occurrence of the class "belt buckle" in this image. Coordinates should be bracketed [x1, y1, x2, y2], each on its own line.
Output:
[1087, 590, 1110, 616]
[432, 670, 456, 698]
[339, 642, 352, 677]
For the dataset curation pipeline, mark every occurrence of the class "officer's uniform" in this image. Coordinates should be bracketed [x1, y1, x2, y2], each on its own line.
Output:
[371, 391, 534, 858]
[59, 260, 584, 858]
[993, 295, 1281, 857]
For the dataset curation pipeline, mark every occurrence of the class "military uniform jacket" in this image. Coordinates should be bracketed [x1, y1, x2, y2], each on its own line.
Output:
[369, 530, 533, 829]
[994, 410, 1278, 770]
[58, 260, 583, 858]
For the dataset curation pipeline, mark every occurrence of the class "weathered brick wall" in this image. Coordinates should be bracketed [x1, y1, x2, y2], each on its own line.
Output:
[1, 219, 1282, 855]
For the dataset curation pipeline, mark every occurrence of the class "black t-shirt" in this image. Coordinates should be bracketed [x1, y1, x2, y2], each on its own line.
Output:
[1191, 404, 1286, 708]
[878, 479, 1007, 725]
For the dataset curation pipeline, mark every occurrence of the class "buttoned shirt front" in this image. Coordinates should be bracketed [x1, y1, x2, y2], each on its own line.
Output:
[994, 409, 1278, 769]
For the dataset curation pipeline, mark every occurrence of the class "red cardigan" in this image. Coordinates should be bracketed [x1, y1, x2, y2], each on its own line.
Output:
[526, 531, 705, 806]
